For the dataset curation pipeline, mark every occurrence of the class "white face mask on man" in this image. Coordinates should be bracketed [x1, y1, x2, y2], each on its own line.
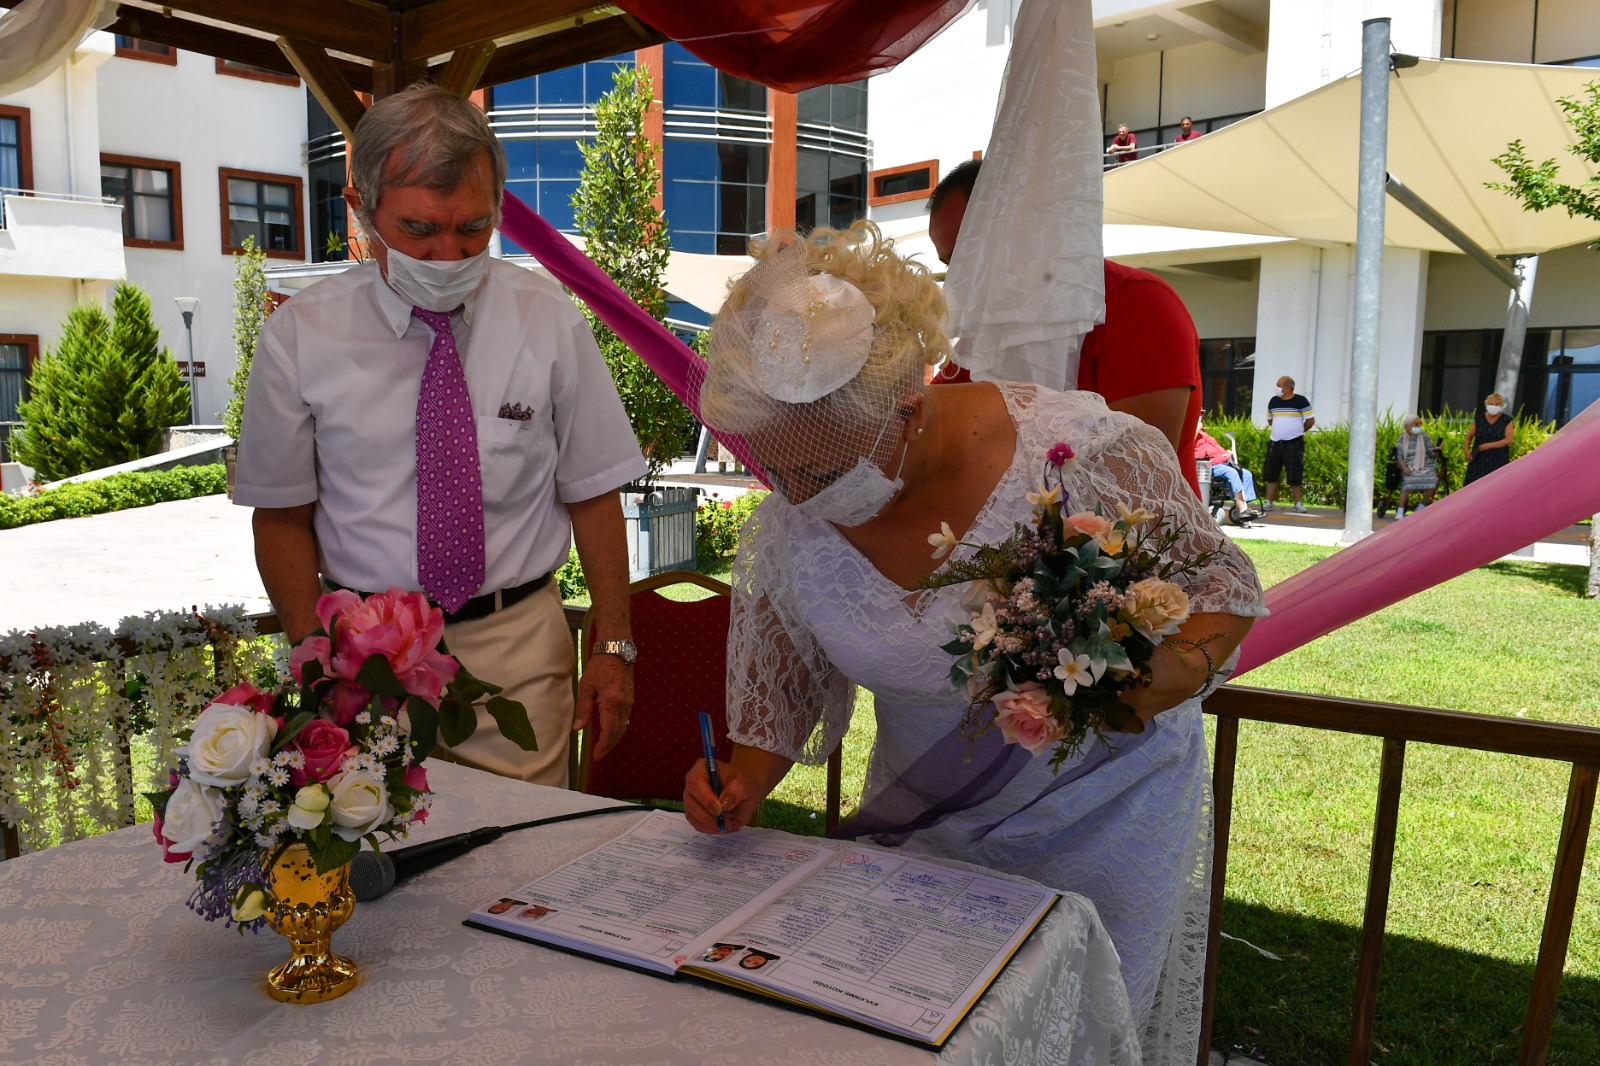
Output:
[368, 223, 492, 313]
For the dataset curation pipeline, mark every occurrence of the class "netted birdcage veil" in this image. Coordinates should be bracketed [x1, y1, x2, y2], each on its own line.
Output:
[700, 224, 947, 509]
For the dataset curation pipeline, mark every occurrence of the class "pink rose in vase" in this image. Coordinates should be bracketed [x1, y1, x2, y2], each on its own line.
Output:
[288, 719, 354, 787]
[403, 761, 431, 823]
[992, 683, 1064, 756]
[211, 681, 275, 716]
[322, 588, 459, 706]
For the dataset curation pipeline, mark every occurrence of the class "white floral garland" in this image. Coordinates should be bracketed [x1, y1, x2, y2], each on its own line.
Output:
[0, 605, 272, 854]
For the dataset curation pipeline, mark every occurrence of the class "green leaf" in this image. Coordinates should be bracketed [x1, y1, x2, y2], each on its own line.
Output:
[437, 694, 477, 747]
[312, 833, 360, 874]
[407, 698, 439, 762]
[354, 653, 407, 699]
[274, 710, 315, 751]
[485, 695, 538, 752]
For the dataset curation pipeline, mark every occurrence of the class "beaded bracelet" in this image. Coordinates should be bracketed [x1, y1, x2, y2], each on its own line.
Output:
[1169, 638, 1218, 702]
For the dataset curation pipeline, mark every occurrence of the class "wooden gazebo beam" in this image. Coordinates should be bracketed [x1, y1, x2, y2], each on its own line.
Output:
[114, 0, 392, 62]
[278, 39, 368, 140]
[402, 0, 605, 63]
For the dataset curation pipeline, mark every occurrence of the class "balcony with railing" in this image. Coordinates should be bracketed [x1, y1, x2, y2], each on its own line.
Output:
[0, 187, 125, 282]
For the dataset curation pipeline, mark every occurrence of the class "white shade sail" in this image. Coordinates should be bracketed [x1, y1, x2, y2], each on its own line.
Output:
[1102, 58, 1600, 257]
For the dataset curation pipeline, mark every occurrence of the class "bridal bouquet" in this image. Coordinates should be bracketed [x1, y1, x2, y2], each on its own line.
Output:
[924, 442, 1215, 769]
[148, 587, 534, 928]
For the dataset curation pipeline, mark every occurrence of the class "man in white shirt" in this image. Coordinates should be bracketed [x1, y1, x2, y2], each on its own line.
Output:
[235, 83, 646, 786]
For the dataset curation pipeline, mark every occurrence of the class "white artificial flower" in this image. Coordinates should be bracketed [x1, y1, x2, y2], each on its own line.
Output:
[1026, 482, 1062, 509]
[181, 703, 278, 788]
[328, 770, 394, 841]
[161, 778, 230, 859]
[969, 602, 1000, 651]
[927, 522, 958, 560]
[1054, 649, 1104, 695]
[285, 783, 330, 832]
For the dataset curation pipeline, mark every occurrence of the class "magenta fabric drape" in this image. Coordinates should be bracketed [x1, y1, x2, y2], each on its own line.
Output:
[498, 192, 768, 485]
[615, 0, 974, 92]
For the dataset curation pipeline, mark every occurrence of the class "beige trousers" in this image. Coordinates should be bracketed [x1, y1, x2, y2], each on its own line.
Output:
[434, 580, 575, 787]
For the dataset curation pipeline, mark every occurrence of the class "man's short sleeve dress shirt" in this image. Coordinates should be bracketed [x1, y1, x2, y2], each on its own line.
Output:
[234, 258, 647, 595]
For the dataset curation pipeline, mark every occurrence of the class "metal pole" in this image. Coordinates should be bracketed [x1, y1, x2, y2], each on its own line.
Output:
[181, 311, 198, 426]
[694, 424, 711, 474]
[1495, 255, 1540, 408]
[1344, 17, 1390, 545]
[1384, 174, 1519, 289]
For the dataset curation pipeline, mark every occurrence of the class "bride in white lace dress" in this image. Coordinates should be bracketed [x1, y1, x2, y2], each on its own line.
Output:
[683, 223, 1266, 1066]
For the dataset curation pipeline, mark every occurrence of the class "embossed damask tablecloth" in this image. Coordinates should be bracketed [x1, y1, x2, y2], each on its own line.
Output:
[0, 761, 1139, 1066]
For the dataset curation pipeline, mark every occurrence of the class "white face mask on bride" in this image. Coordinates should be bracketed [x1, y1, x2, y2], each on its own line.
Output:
[792, 417, 910, 527]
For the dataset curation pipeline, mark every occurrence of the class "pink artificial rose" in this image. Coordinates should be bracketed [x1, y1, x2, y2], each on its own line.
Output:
[212, 681, 274, 716]
[1046, 442, 1076, 468]
[287, 719, 354, 787]
[328, 680, 373, 727]
[151, 812, 192, 864]
[403, 761, 431, 823]
[288, 634, 332, 684]
[1065, 511, 1114, 540]
[992, 682, 1064, 756]
[323, 588, 459, 707]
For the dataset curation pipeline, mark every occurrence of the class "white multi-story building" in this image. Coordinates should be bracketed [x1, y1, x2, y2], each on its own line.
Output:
[0, 30, 308, 455]
[867, 0, 1600, 429]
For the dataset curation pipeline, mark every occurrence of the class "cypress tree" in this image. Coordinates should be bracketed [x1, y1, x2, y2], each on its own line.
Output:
[10, 305, 112, 480]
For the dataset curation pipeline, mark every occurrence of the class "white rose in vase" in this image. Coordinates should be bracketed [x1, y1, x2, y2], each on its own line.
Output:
[162, 778, 230, 860]
[328, 769, 393, 841]
[181, 703, 278, 788]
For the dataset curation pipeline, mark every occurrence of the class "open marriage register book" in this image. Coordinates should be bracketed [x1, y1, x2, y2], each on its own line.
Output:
[465, 809, 1060, 1048]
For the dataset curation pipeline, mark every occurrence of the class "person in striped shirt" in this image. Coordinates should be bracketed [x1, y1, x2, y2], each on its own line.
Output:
[1263, 376, 1314, 514]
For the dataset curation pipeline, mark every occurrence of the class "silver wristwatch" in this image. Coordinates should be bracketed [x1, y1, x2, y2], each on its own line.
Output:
[592, 639, 638, 665]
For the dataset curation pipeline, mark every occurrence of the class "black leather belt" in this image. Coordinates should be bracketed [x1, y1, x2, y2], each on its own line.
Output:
[324, 573, 553, 625]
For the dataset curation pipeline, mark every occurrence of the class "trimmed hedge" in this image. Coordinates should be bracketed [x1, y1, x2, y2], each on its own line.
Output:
[0, 464, 226, 529]
[1201, 408, 1556, 509]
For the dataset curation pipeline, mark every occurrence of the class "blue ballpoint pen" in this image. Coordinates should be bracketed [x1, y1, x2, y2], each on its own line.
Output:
[698, 711, 727, 832]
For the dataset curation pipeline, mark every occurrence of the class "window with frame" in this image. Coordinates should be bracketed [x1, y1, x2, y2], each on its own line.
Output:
[114, 35, 175, 64]
[1199, 337, 1256, 416]
[219, 169, 303, 257]
[0, 334, 37, 461]
[101, 155, 182, 248]
[0, 104, 30, 229]
[215, 57, 299, 86]
[869, 160, 937, 207]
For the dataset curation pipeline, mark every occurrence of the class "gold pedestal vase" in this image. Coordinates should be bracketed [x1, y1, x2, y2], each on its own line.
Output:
[264, 843, 359, 1003]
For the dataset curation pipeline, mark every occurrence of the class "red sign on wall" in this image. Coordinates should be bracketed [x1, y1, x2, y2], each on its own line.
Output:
[177, 362, 206, 378]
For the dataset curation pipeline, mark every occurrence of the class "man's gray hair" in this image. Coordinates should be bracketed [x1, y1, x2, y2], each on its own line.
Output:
[349, 82, 508, 219]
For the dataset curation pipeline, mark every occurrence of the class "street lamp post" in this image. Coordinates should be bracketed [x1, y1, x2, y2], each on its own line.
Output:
[174, 297, 199, 426]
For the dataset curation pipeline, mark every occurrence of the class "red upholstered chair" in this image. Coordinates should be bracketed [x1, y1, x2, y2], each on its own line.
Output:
[576, 570, 842, 831]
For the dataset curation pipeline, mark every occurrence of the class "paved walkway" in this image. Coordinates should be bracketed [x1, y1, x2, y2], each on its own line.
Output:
[0, 484, 1588, 635]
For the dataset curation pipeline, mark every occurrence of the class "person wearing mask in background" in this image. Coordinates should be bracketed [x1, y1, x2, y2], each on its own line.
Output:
[1394, 414, 1439, 517]
[926, 159, 1203, 496]
[1263, 376, 1314, 514]
[235, 82, 646, 786]
[1463, 393, 1516, 486]
[1194, 416, 1261, 522]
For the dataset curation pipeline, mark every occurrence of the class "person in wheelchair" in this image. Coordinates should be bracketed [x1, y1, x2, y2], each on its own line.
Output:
[1194, 418, 1262, 525]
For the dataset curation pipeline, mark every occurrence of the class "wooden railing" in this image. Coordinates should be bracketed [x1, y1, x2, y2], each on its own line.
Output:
[5, 614, 1596, 1064]
[1200, 686, 1600, 1066]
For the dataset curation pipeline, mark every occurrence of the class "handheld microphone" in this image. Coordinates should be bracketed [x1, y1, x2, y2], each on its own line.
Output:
[349, 805, 640, 901]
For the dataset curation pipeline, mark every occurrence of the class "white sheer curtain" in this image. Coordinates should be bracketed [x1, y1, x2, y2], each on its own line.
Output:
[942, 0, 1104, 390]
[0, 0, 114, 98]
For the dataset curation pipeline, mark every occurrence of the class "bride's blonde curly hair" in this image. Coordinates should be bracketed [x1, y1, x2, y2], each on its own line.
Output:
[701, 221, 950, 436]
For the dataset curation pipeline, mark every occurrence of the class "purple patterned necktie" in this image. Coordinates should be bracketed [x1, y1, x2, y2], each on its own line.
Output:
[412, 307, 485, 615]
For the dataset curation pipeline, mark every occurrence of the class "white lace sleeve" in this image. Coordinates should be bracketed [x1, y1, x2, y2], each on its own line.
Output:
[1034, 390, 1268, 620]
[724, 497, 857, 764]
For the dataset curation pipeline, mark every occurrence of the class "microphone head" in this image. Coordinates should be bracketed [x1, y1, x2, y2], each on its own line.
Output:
[349, 850, 397, 902]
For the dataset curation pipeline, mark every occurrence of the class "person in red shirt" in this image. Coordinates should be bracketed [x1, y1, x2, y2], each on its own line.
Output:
[926, 159, 1202, 496]
[1173, 116, 1202, 144]
[1106, 123, 1139, 165]
[1194, 418, 1261, 521]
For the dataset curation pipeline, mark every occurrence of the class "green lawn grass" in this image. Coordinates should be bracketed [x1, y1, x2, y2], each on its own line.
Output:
[755, 541, 1600, 1065]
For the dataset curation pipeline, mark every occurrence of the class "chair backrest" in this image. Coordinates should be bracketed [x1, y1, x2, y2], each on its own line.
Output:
[578, 570, 734, 803]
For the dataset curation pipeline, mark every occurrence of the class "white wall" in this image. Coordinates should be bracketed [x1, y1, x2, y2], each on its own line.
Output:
[1425, 245, 1600, 331]
[1157, 265, 1261, 337]
[95, 40, 308, 424]
[1266, 0, 1443, 107]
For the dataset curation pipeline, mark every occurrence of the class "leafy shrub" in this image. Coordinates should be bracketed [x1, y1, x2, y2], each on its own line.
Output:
[555, 546, 588, 601]
[1200, 407, 1556, 508]
[0, 464, 225, 529]
[11, 284, 190, 481]
[696, 490, 766, 567]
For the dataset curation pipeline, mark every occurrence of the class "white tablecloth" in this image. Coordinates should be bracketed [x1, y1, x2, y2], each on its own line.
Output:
[0, 761, 1139, 1065]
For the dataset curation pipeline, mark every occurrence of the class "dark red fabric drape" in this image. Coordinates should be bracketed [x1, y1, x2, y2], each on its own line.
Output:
[615, 0, 974, 92]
